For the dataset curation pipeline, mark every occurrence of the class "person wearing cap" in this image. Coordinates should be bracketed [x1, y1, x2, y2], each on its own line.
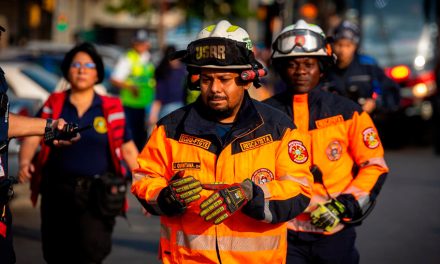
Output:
[111, 29, 156, 150]
[18, 42, 139, 263]
[264, 20, 389, 263]
[325, 20, 399, 114]
[1, 25, 78, 264]
[131, 20, 313, 263]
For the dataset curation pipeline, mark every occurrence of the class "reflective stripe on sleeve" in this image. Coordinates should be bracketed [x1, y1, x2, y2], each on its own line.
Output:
[108, 112, 125, 123]
[160, 224, 171, 240]
[259, 175, 311, 199]
[133, 172, 164, 213]
[263, 200, 273, 223]
[360, 157, 388, 170]
[42, 106, 52, 114]
[342, 185, 370, 208]
[132, 172, 147, 184]
[279, 175, 311, 187]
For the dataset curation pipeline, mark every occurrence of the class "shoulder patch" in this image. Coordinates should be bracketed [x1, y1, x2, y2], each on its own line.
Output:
[240, 134, 273, 151]
[179, 134, 211, 150]
[362, 127, 380, 149]
[315, 115, 344, 129]
[288, 140, 309, 164]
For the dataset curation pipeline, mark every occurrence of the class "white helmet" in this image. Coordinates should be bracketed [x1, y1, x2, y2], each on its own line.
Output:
[196, 20, 253, 51]
[272, 19, 332, 60]
[179, 20, 262, 70]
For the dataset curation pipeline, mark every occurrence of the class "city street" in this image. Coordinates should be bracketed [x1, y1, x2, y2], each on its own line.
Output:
[9, 146, 440, 264]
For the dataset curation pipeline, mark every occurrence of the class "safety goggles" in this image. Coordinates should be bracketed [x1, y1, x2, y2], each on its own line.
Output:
[273, 29, 326, 54]
[70, 62, 96, 69]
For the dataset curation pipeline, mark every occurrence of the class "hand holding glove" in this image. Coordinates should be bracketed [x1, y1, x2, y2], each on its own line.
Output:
[157, 171, 202, 216]
[200, 179, 253, 225]
[310, 199, 346, 232]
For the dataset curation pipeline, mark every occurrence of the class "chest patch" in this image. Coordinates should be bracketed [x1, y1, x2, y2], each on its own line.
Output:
[172, 162, 201, 170]
[179, 134, 211, 150]
[362, 127, 380, 149]
[93, 116, 107, 134]
[288, 140, 308, 164]
[315, 115, 344, 129]
[326, 140, 343, 161]
[251, 168, 274, 184]
[239, 134, 273, 152]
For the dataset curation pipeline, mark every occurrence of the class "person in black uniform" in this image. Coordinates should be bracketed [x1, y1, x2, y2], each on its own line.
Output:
[0, 25, 78, 264]
[325, 20, 400, 114]
[325, 20, 401, 148]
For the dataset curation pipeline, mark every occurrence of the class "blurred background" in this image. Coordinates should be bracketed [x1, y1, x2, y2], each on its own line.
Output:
[1, 0, 440, 263]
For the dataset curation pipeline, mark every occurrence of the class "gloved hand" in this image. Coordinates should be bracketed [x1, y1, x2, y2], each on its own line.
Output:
[200, 179, 253, 225]
[44, 120, 82, 146]
[310, 199, 346, 232]
[157, 171, 202, 216]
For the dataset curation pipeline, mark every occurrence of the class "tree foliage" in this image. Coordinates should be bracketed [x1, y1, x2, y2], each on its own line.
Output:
[104, 0, 253, 20]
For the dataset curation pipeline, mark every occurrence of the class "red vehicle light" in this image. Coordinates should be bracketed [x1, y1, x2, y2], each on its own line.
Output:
[406, 71, 435, 86]
[386, 65, 411, 82]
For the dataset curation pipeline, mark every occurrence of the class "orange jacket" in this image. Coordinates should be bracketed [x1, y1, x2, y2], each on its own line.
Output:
[264, 88, 389, 235]
[132, 93, 313, 263]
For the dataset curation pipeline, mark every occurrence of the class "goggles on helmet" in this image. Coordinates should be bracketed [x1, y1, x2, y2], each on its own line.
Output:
[273, 29, 326, 54]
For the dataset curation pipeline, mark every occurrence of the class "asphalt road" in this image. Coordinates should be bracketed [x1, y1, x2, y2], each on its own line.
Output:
[8, 146, 440, 264]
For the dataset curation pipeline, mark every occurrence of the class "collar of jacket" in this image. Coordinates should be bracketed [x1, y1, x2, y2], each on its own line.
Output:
[183, 91, 263, 139]
[272, 84, 324, 116]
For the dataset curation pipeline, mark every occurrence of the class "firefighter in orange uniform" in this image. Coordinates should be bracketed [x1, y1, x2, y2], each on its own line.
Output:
[264, 20, 389, 263]
[131, 20, 313, 264]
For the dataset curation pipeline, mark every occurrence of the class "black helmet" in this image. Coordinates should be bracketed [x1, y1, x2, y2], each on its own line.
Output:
[333, 20, 360, 44]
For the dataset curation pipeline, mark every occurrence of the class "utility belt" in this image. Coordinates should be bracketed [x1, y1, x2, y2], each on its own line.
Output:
[74, 172, 127, 218]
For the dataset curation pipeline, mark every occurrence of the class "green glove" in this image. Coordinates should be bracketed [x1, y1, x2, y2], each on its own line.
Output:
[310, 199, 346, 232]
[200, 179, 253, 225]
[157, 171, 202, 216]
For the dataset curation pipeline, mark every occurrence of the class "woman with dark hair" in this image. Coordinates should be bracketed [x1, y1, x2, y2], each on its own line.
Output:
[148, 45, 187, 126]
[18, 42, 139, 263]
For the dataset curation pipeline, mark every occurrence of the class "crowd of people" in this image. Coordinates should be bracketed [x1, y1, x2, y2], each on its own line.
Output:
[0, 17, 395, 264]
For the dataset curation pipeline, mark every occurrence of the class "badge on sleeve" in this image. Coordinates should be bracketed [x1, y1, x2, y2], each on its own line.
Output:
[326, 140, 343, 161]
[288, 140, 308, 164]
[94, 116, 108, 134]
[362, 127, 380, 149]
[251, 168, 274, 184]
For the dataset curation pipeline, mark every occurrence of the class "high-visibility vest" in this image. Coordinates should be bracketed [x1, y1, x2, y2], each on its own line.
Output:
[120, 50, 156, 109]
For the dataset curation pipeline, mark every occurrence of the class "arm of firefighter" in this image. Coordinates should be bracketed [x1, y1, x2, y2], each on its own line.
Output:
[342, 111, 389, 219]
[131, 125, 173, 215]
[243, 128, 313, 224]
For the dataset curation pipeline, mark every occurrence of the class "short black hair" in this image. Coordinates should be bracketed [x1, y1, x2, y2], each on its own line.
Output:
[60, 42, 104, 84]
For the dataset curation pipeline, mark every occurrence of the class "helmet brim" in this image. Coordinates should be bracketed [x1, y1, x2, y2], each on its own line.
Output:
[187, 64, 252, 70]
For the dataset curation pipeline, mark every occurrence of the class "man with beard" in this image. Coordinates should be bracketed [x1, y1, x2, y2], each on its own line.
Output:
[264, 20, 389, 263]
[131, 20, 313, 264]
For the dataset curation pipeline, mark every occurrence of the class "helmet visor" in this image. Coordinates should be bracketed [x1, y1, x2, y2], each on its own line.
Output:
[273, 29, 325, 54]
